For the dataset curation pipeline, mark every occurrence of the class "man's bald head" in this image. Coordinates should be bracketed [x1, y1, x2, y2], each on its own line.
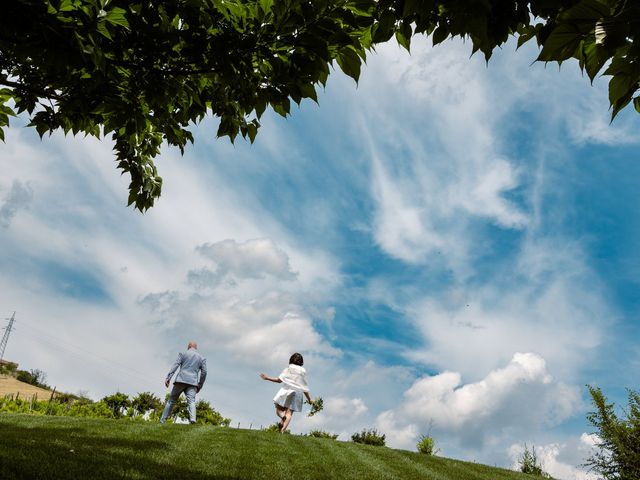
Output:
[188, 341, 198, 350]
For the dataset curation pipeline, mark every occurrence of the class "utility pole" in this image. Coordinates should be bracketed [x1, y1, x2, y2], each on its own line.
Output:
[0, 312, 16, 363]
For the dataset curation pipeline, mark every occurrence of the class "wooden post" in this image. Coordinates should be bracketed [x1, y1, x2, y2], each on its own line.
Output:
[46, 387, 57, 415]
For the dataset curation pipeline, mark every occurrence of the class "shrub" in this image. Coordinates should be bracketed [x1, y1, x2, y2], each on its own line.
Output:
[195, 399, 231, 426]
[131, 392, 162, 416]
[16, 369, 49, 389]
[416, 435, 437, 455]
[307, 430, 339, 440]
[262, 423, 290, 434]
[101, 392, 130, 418]
[518, 444, 551, 478]
[0, 363, 17, 375]
[351, 428, 386, 447]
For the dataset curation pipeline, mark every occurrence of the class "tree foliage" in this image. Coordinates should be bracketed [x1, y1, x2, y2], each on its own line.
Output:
[131, 391, 162, 415]
[585, 385, 640, 480]
[194, 398, 231, 426]
[416, 434, 437, 455]
[1, 1, 639, 210]
[101, 391, 130, 418]
[16, 369, 49, 389]
[517, 444, 552, 478]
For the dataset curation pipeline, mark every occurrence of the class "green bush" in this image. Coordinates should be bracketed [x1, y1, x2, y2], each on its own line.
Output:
[195, 399, 231, 426]
[416, 435, 437, 455]
[262, 423, 291, 434]
[0, 390, 230, 425]
[351, 428, 385, 447]
[131, 392, 162, 416]
[16, 369, 49, 389]
[308, 430, 338, 440]
[518, 444, 551, 478]
[101, 392, 130, 418]
[0, 363, 17, 375]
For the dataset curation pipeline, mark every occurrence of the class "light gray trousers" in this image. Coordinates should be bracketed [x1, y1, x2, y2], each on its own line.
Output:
[160, 382, 197, 423]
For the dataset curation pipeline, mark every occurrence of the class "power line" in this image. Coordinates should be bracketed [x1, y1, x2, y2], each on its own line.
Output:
[0, 312, 16, 362]
[18, 328, 159, 392]
[16, 319, 159, 389]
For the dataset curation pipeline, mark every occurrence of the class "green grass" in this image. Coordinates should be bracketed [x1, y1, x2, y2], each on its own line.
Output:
[0, 414, 533, 480]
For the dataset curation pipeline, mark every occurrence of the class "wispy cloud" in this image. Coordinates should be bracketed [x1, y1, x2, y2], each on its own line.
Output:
[0, 180, 33, 228]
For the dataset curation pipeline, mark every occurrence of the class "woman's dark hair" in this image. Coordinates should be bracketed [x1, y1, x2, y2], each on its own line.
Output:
[289, 353, 304, 366]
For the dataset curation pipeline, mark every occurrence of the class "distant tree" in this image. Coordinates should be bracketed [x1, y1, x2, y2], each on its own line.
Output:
[585, 386, 640, 480]
[101, 392, 130, 418]
[2, 1, 639, 211]
[131, 392, 162, 416]
[16, 369, 49, 389]
[517, 444, 552, 478]
[75, 390, 93, 406]
[0, 362, 18, 375]
[194, 399, 231, 426]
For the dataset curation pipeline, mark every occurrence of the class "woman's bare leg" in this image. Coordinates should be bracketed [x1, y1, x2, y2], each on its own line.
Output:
[275, 404, 287, 420]
[274, 404, 287, 429]
[280, 408, 294, 432]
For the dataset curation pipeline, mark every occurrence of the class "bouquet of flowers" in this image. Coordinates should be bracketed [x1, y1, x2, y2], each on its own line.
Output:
[306, 397, 324, 417]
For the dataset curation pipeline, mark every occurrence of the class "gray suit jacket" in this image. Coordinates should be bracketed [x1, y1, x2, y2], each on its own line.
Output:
[166, 348, 207, 389]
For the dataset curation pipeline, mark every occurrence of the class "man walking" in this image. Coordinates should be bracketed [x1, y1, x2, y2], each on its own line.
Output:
[160, 341, 207, 424]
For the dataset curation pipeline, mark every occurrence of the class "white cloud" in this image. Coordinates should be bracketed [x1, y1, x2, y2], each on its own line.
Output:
[352, 40, 531, 270]
[296, 396, 369, 437]
[405, 234, 610, 380]
[188, 238, 297, 290]
[0, 179, 33, 228]
[376, 353, 582, 451]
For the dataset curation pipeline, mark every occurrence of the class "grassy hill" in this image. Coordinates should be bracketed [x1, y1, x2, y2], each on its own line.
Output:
[0, 375, 58, 400]
[0, 414, 534, 480]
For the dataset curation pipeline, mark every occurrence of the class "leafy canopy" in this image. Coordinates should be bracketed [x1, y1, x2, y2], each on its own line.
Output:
[1, 0, 639, 210]
[585, 385, 640, 480]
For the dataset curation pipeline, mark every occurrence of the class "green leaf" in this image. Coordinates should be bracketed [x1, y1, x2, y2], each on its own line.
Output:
[395, 21, 412, 52]
[432, 25, 449, 46]
[581, 40, 609, 82]
[104, 7, 129, 29]
[96, 21, 113, 40]
[634, 97, 640, 114]
[336, 47, 361, 82]
[372, 10, 395, 43]
[609, 73, 638, 119]
[299, 83, 318, 103]
[537, 24, 583, 62]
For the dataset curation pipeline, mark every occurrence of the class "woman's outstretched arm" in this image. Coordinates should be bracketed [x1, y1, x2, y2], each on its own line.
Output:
[259, 373, 282, 383]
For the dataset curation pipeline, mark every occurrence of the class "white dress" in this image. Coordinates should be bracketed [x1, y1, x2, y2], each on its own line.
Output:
[273, 364, 308, 412]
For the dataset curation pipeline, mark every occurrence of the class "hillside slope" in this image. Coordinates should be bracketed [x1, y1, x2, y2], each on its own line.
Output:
[0, 414, 533, 480]
[0, 375, 57, 399]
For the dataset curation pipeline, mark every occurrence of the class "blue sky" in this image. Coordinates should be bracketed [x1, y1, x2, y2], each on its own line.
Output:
[1, 36, 639, 479]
